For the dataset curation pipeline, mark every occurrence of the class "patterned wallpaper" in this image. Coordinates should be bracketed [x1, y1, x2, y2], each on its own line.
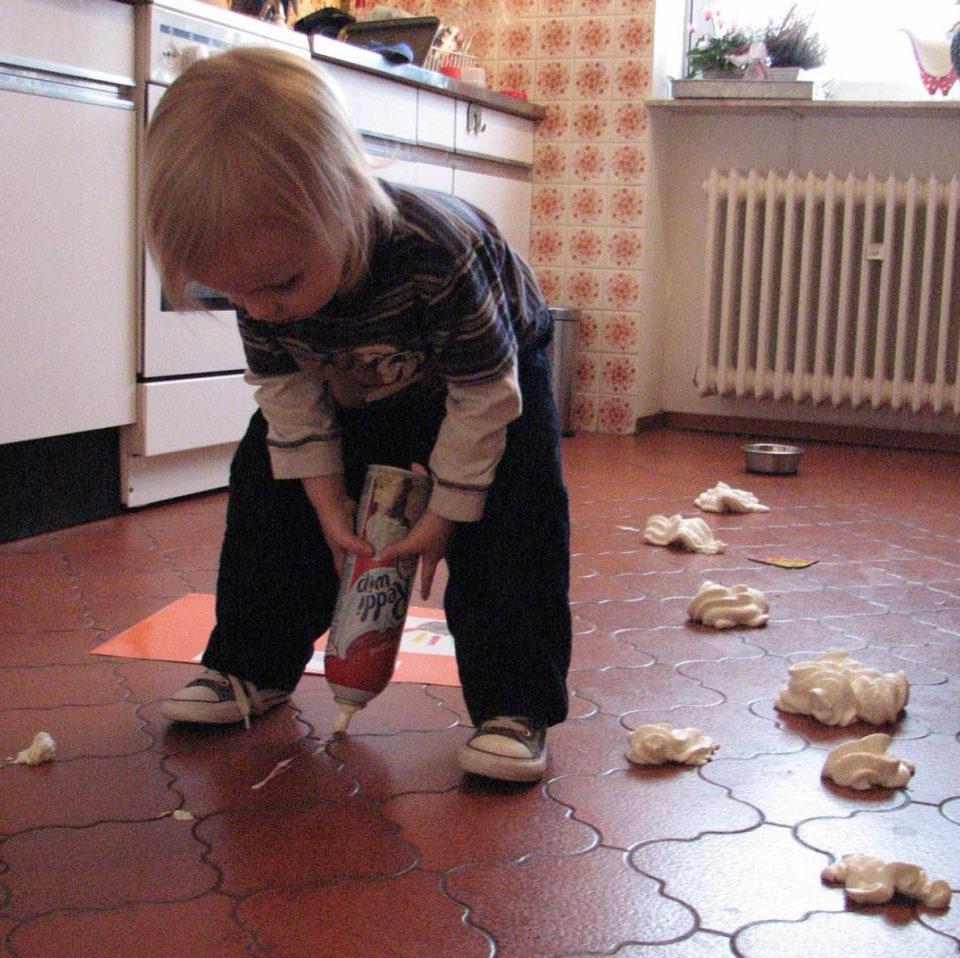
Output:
[459, 0, 657, 434]
[335, 0, 659, 433]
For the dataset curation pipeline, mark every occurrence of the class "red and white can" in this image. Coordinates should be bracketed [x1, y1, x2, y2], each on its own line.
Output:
[325, 464, 432, 732]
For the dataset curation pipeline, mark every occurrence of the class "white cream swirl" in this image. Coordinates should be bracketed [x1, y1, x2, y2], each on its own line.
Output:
[775, 651, 909, 726]
[687, 580, 769, 629]
[626, 722, 719, 766]
[822, 853, 951, 908]
[643, 515, 727, 555]
[694, 481, 770, 514]
[821, 733, 915, 790]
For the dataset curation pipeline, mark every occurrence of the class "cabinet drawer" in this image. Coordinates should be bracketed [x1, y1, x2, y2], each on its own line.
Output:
[321, 63, 417, 142]
[454, 102, 533, 165]
[139, 376, 257, 456]
[417, 90, 455, 150]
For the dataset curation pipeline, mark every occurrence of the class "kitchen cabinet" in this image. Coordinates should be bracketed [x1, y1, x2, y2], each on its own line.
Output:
[0, 0, 136, 446]
[452, 168, 532, 259]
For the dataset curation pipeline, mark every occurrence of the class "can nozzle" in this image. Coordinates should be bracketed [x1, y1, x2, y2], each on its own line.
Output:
[333, 699, 364, 734]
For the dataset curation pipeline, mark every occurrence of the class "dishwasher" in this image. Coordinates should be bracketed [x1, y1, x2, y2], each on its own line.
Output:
[0, 0, 137, 448]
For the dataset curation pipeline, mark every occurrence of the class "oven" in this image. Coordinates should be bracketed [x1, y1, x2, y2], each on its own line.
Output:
[121, 0, 310, 507]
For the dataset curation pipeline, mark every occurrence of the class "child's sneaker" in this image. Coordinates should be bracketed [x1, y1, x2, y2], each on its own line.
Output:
[458, 716, 548, 782]
[161, 669, 290, 728]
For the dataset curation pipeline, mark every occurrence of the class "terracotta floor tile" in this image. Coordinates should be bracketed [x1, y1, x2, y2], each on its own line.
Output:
[885, 732, 960, 806]
[819, 611, 950, 648]
[1, 662, 128, 710]
[1, 701, 151, 760]
[701, 747, 908, 827]
[0, 751, 177, 832]
[845, 582, 960, 615]
[382, 780, 597, 871]
[797, 803, 960, 889]
[0, 577, 89, 632]
[0, 627, 106, 667]
[741, 618, 866, 657]
[568, 663, 723, 717]
[1, 819, 218, 918]
[622, 700, 806, 760]
[774, 587, 890, 620]
[547, 712, 634, 776]
[196, 795, 415, 896]
[166, 736, 356, 816]
[0, 430, 957, 956]
[548, 765, 760, 848]
[630, 825, 841, 934]
[678, 655, 793, 705]
[732, 910, 958, 958]
[328, 726, 473, 798]
[7, 895, 252, 958]
[445, 846, 696, 958]
[569, 629, 655, 670]
[239, 871, 491, 958]
[619, 624, 761, 666]
[294, 679, 461, 737]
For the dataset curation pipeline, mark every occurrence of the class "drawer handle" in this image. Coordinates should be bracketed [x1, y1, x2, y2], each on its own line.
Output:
[466, 102, 487, 134]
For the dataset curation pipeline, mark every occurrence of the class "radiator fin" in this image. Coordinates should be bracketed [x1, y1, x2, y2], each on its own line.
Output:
[697, 168, 960, 415]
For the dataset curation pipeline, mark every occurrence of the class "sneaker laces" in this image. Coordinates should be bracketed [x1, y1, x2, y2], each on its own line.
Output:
[226, 674, 253, 729]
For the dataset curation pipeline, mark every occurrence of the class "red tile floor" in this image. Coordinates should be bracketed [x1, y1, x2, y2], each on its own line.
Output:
[2, 429, 960, 957]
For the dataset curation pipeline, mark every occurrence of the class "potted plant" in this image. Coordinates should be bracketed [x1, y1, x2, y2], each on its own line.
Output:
[685, 8, 756, 79]
[762, 5, 827, 78]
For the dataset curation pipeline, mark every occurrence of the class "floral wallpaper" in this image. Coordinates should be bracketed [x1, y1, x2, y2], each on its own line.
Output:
[488, 0, 656, 434]
[338, 0, 658, 434]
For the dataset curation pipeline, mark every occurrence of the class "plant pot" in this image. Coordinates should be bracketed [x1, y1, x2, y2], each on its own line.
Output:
[701, 69, 741, 80]
[768, 66, 801, 80]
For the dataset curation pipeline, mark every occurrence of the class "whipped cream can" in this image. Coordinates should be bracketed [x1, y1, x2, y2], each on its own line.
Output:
[325, 465, 432, 732]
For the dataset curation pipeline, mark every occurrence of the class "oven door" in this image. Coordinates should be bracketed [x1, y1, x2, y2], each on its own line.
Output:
[141, 82, 245, 378]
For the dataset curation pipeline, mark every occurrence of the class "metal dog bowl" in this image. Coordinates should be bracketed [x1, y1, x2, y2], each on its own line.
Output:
[742, 442, 804, 475]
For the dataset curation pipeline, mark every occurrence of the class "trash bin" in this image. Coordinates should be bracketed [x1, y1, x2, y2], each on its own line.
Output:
[547, 306, 580, 437]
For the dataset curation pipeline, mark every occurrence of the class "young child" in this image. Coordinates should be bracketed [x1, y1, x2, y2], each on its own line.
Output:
[144, 46, 571, 783]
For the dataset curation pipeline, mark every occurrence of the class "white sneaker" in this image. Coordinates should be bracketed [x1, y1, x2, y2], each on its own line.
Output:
[161, 669, 290, 728]
[458, 716, 548, 782]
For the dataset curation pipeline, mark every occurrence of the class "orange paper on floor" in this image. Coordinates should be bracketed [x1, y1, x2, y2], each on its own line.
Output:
[91, 593, 460, 687]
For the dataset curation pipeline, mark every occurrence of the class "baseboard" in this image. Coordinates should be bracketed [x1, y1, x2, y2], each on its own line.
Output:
[0, 428, 123, 543]
[634, 411, 669, 434]
[661, 412, 960, 453]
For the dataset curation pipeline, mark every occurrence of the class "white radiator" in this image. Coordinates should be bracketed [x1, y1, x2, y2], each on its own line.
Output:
[696, 168, 960, 414]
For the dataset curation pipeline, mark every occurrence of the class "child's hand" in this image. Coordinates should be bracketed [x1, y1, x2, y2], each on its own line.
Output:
[302, 474, 374, 576]
[380, 510, 454, 600]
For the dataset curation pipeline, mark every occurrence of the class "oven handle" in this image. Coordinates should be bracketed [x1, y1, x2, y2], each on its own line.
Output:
[0, 54, 134, 109]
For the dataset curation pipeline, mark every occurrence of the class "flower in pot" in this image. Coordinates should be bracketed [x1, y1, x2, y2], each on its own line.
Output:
[685, 7, 757, 78]
[762, 5, 827, 77]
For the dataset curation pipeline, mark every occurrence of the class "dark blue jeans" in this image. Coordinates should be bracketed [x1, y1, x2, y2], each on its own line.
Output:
[202, 344, 571, 727]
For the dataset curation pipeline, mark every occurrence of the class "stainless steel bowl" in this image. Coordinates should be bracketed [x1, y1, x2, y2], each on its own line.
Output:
[742, 443, 804, 475]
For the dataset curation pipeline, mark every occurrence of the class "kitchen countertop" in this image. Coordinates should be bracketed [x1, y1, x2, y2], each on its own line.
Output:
[308, 33, 544, 122]
[120, 0, 543, 121]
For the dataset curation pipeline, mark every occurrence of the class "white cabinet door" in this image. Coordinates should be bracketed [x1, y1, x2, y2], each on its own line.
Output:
[415, 162, 454, 194]
[453, 169, 532, 260]
[454, 101, 534, 165]
[0, 88, 136, 444]
[417, 90, 455, 150]
[321, 62, 418, 142]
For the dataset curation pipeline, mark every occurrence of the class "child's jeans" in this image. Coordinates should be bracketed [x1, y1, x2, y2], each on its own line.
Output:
[202, 344, 571, 728]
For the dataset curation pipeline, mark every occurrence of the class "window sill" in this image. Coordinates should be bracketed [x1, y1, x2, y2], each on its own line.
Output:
[646, 98, 960, 119]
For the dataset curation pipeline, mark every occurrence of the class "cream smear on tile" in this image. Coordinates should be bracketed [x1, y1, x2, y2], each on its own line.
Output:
[12, 732, 56, 765]
[626, 723, 719, 766]
[643, 515, 727, 554]
[687, 580, 769, 629]
[822, 853, 951, 908]
[821, 733, 915, 790]
[775, 651, 909, 726]
[694, 481, 770, 514]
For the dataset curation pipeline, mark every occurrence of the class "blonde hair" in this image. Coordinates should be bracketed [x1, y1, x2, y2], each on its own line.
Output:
[143, 46, 395, 306]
